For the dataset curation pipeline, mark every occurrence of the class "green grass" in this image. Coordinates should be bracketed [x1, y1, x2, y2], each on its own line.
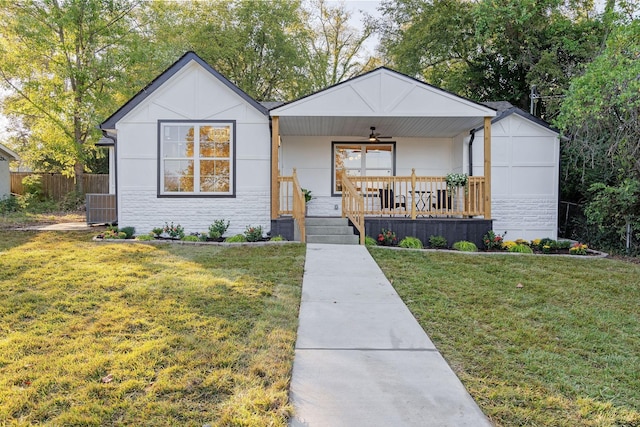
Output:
[369, 248, 640, 426]
[0, 231, 305, 426]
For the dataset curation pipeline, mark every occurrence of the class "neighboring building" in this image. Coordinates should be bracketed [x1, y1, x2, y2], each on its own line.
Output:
[100, 52, 560, 243]
[0, 144, 19, 199]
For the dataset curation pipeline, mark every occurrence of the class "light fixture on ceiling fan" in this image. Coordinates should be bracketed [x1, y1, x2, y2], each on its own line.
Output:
[368, 126, 392, 143]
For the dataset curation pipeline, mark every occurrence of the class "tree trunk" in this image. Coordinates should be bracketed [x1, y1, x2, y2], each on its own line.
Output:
[74, 161, 84, 194]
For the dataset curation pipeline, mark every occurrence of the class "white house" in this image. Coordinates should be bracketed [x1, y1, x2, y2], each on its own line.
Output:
[0, 143, 19, 199]
[100, 52, 559, 243]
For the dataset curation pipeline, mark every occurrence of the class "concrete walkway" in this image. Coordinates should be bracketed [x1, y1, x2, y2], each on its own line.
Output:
[289, 244, 492, 427]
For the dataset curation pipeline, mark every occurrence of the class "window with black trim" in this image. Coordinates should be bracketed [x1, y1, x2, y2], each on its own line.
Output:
[333, 143, 395, 193]
[159, 121, 234, 196]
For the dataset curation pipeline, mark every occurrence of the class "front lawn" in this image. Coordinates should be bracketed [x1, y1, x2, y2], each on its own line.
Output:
[369, 249, 640, 426]
[0, 231, 305, 426]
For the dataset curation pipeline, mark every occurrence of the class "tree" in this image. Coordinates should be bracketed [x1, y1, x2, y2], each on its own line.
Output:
[143, 0, 311, 101]
[378, 0, 604, 117]
[0, 0, 145, 191]
[555, 19, 640, 251]
[300, 0, 379, 93]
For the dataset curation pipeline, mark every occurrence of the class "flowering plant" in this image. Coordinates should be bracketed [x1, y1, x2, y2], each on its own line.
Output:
[244, 225, 264, 242]
[377, 228, 398, 246]
[483, 230, 506, 250]
[445, 173, 468, 190]
[163, 222, 185, 239]
[569, 242, 588, 255]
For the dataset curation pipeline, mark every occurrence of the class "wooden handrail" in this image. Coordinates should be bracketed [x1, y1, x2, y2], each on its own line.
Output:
[291, 169, 306, 243]
[341, 170, 366, 244]
[343, 174, 485, 218]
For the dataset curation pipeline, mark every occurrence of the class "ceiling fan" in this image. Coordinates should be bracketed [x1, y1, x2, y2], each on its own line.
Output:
[367, 126, 392, 143]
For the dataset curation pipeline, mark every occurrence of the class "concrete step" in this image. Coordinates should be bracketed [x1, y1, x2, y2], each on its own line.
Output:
[305, 217, 349, 227]
[304, 217, 359, 245]
[306, 225, 354, 235]
[306, 234, 360, 245]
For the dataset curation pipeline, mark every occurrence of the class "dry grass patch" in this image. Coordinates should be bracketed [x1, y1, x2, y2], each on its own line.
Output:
[369, 249, 640, 426]
[0, 231, 305, 426]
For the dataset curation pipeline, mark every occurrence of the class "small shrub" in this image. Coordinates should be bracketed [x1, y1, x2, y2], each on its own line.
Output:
[198, 232, 209, 242]
[181, 235, 199, 242]
[22, 175, 45, 201]
[301, 188, 313, 203]
[502, 240, 518, 251]
[136, 234, 154, 241]
[399, 237, 423, 249]
[102, 229, 126, 239]
[429, 235, 448, 249]
[530, 238, 542, 250]
[453, 241, 478, 252]
[0, 195, 20, 214]
[151, 227, 164, 237]
[226, 234, 247, 243]
[208, 219, 230, 239]
[483, 230, 506, 250]
[244, 225, 263, 242]
[270, 235, 285, 242]
[119, 226, 135, 239]
[58, 191, 84, 211]
[377, 228, 398, 246]
[556, 240, 572, 250]
[569, 242, 588, 255]
[364, 236, 378, 246]
[539, 238, 557, 250]
[163, 222, 185, 239]
[509, 244, 534, 254]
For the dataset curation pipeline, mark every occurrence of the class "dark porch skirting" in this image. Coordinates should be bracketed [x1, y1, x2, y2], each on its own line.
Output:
[272, 217, 493, 248]
[270, 217, 295, 241]
[363, 218, 493, 249]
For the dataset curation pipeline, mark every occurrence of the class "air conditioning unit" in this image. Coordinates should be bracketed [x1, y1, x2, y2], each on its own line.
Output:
[86, 193, 117, 224]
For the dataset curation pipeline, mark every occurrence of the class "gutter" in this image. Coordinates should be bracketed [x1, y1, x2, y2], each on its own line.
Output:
[468, 129, 475, 176]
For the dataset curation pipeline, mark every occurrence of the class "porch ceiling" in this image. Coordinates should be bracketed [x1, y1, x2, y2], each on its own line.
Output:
[277, 115, 486, 138]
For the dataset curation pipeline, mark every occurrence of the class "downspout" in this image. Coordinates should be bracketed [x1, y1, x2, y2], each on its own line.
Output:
[468, 129, 475, 176]
[101, 130, 118, 225]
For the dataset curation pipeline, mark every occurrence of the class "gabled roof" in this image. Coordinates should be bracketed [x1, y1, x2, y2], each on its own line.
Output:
[271, 66, 496, 118]
[100, 52, 268, 130]
[270, 67, 496, 138]
[0, 143, 19, 161]
[479, 101, 559, 134]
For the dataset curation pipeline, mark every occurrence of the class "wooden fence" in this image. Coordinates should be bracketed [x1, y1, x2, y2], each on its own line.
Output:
[10, 173, 109, 200]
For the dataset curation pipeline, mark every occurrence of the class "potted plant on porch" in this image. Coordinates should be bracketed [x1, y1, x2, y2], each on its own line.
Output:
[302, 188, 313, 216]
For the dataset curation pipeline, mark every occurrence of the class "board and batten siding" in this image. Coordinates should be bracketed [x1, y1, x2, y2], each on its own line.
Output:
[115, 61, 270, 236]
[473, 114, 559, 240]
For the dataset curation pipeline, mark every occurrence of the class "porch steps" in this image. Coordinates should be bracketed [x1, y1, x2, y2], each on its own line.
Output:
[305, 217, 359, 245]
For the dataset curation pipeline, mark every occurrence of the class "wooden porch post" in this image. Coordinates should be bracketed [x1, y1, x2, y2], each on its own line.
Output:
[271, 116, 280, 220]
[483, 116, 492, 219]
[410, 168, 417, 220]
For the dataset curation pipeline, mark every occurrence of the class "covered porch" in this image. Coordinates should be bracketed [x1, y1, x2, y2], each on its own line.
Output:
[268, 67, 496, 244]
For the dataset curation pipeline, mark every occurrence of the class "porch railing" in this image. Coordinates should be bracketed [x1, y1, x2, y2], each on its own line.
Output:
[341, 171, 366, 245]
[278, 169, 305, 242]
[342, 169, 485, 219]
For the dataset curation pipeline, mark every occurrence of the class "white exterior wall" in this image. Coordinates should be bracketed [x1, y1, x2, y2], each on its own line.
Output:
[281, 136, 456, 217]
[474, 114, 559, 240]
[0, 160, 10, 198]
[115, 62, 270, 236]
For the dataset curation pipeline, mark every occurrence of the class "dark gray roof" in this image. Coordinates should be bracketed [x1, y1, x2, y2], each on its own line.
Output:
[477, 101, 559, 134]
[100, 52, 268, 130]
[260, 101, 285, 110]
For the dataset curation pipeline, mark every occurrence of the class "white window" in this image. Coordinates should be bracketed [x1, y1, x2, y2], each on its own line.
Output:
[159, 121, 234, 196]
[333, 143, 395, 194]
